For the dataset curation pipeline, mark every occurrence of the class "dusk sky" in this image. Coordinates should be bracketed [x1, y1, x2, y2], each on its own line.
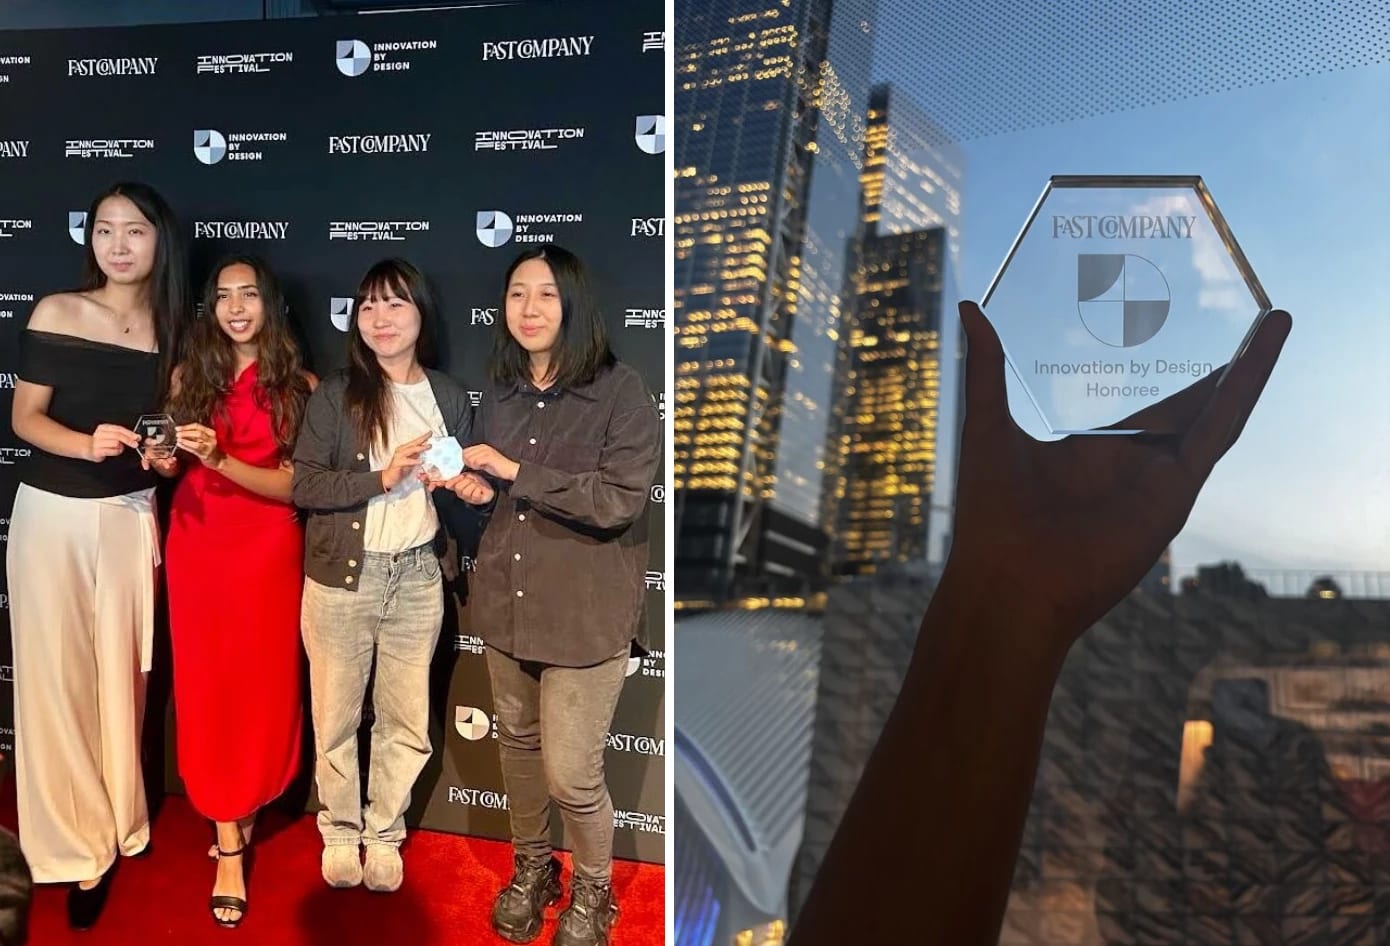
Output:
[869, 13, 1390, 584]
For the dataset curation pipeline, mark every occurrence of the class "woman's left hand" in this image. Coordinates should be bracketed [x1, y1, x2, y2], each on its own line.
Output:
[462, 444, 520, 482]
[444, 472, 496, 505]
[176, 423, 225, 470]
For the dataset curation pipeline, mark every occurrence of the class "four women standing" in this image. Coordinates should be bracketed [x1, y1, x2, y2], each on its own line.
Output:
[5, 183, 661, 942]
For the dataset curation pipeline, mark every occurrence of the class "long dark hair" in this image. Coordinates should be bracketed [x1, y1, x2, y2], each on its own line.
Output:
[347, 258, 440, 453]
[166, 255, 311, 457]
[80, 182, 189, 399]
[490, 244, 615, 388]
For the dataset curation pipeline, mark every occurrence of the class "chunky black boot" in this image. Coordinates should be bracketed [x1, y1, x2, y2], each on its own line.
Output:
[553, 877, 618, 946]
[491, 854, 563, 943]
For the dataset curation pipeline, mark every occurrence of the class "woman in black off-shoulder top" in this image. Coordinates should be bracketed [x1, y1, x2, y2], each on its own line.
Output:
[6, 182, 187, 932]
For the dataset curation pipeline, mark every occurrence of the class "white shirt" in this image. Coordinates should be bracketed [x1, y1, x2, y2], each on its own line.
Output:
[364, 378, 443, 553]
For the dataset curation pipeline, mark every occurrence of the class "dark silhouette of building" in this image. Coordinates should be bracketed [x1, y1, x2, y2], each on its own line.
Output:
[1307, 575, 1344, 599]
[788, 569, 1390, 943]
[1182, 561, 1269, 599]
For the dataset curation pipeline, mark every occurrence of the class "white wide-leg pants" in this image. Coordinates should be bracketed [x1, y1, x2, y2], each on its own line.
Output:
[7, 483, 159, 883]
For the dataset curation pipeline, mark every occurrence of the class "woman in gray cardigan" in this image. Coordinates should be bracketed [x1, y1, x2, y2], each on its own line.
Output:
[290, 258, 473, 893]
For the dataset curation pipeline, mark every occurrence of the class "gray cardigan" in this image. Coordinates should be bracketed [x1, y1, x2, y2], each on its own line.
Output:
[291, 367, 476, 590]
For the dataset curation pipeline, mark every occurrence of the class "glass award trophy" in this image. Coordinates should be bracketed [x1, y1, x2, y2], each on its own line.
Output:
[134, 413, 177, 460]
[421, 435, 464, 480]
[980, 176, 1270, 436]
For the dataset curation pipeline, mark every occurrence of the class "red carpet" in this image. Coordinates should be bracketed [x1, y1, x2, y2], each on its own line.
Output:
[2, 786, 664, 945]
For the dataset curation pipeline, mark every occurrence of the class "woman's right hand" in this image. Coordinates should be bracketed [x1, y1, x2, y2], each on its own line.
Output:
[380, 432, 432, 492]
[88, 424, 141, 463]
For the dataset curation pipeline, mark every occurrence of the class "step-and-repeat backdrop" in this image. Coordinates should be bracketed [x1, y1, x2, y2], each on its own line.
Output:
[0, 2, 667, 862]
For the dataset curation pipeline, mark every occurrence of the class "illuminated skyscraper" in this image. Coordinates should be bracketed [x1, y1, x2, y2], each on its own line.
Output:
[818, 84, 963, 574]
[821, 228, 945, 574]
[673, 0, 877, 605]
[859, 83, 963, 249]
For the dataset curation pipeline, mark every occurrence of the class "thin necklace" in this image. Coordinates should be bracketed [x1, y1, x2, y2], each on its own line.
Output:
[86, 290, 138, 334]
[110, 306, 139, 334]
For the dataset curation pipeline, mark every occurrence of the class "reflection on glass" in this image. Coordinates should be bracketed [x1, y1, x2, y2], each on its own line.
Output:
[981, 176, 1269, 436]
[673, 0, 1390, 942]
[1176, 719, 1213, 812]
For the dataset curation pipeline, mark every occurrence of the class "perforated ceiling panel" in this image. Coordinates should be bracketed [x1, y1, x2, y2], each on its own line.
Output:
[872, 0, 1390, 140]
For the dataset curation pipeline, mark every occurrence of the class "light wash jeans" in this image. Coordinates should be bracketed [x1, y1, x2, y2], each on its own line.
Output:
[301, 545, 443, 848]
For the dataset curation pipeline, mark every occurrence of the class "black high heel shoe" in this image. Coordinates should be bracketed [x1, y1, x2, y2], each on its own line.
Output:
[67, 865, 115, 931]
[209, 837, 252, 929]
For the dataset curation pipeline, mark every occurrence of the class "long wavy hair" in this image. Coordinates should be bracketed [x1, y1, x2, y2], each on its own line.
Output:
[166, 254, 310, 457]
[80, 181, 190, 400]
[490, 244, 614, 388]
[346, 259, 440, 453]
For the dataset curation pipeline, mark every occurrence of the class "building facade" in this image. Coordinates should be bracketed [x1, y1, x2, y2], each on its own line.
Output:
[818, 83, 963, 575]
[820, 227, 946, 574]
[673, 0, 877, 604]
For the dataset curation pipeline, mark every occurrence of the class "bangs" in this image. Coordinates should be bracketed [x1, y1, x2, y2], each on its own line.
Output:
[355, 264, 414, 307]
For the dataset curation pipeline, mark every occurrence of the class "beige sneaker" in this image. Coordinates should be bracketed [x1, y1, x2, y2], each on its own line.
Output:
[363, 844, 404, 893]
[322, 844, 363, 888]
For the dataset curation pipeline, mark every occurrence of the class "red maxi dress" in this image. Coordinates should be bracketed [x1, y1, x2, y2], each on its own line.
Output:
[166, 362, 303, 822]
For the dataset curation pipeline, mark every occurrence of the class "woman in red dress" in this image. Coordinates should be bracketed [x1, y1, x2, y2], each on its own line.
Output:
[154, 255, 315, 927]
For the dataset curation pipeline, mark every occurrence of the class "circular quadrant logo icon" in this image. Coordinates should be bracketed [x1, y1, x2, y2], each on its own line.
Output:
[335, 39, 371, 78]
[329, 297, 355, 332]
[454, 706, 490, 741]
[68, 211, 87, 245]
[476, 210, 514, 248]
[193, 129, 227, 165]
[1076, 253, 1170, 348]
[634, 115, 665, 155]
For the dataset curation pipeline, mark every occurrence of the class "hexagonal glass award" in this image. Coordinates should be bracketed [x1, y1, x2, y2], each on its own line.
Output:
[134, 413, 176, 460]
[421, 434, 464, 480]
[981, 176, 1270, 436]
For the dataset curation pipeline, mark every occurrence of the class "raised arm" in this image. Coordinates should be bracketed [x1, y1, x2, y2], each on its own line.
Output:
[788, 302, 1291, 945]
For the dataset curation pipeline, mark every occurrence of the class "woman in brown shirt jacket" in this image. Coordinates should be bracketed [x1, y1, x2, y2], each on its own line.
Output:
[438, 244, 660, 946]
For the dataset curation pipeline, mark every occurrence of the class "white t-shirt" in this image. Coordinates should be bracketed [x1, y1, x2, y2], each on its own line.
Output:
[364, 378, 443, 553]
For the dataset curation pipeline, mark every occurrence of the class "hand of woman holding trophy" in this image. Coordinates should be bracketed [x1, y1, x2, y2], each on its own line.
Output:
[176, 423, 225, 471]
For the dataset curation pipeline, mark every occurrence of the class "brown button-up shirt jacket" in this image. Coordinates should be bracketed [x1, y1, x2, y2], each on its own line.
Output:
[469, 361, 662, 668]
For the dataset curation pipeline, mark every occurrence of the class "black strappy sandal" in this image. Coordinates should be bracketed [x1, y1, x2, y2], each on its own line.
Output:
[209, 843, 251, 928]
